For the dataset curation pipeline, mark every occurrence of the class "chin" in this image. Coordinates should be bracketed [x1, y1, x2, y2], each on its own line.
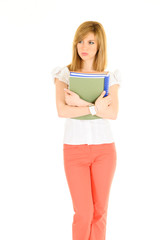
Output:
[81, 55, 91, 60]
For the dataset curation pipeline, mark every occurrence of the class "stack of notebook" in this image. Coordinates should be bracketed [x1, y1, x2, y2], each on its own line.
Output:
[68, 71, 110, 120]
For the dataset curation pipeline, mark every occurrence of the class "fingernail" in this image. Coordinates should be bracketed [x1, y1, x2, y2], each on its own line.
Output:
[64, 88, 66, 90]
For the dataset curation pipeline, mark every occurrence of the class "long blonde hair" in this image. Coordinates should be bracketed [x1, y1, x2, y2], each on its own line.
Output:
[67, 21, 107, 72]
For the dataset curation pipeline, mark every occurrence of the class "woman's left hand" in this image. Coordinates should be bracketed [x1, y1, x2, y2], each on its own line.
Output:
[95, 91, 112, 117]
[64, 88, 82, 107]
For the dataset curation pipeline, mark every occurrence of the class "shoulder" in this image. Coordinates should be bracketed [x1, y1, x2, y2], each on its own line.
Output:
[51, 66, 70, 85]
[107, 69, 122, 88]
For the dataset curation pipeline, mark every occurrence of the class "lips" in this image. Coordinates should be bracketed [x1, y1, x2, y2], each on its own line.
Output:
[82, 52, 88, 55]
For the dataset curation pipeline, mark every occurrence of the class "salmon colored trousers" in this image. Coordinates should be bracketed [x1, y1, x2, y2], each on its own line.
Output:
[63, 142, 117, 240]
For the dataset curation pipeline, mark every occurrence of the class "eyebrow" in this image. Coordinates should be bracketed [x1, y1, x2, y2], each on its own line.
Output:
[80, 39, 96, 41]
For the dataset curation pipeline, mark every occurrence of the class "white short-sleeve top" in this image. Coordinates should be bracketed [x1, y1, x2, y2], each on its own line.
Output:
[51, 66, 122, 145]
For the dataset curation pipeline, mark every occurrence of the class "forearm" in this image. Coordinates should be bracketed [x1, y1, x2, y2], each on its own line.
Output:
[78, 99, 116, 120]
[78, 99, 93, 107]
[96, 105, 117, 120]
[59, 104, 91, 118]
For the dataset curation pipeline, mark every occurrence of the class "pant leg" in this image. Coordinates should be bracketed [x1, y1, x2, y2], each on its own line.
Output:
[63, 144, 94, 240]
[89, 142, 117, 240]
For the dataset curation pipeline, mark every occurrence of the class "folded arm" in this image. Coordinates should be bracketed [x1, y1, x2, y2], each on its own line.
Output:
[55, 79, 91, 118]
[95, 84, 120, 120]
[54, 78, 119, 120]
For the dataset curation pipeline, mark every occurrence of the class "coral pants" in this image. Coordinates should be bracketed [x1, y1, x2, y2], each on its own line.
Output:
[63, 142, 117, 240]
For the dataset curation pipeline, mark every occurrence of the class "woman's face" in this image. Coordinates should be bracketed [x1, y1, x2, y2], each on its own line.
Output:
[77, 32, 98, 62]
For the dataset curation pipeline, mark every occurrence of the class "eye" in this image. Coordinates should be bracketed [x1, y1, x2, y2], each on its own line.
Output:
[78, 40, 95, 44]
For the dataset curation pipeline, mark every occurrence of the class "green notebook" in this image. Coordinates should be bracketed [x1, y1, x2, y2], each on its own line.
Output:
[69, 72, 110, 120]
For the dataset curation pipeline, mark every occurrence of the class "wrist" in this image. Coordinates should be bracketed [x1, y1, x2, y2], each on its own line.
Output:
[94, 105, 98, 112]
[89, 104, 98, 115]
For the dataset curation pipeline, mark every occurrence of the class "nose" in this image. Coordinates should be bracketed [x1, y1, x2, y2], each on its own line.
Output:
[81, 41, 88, 49]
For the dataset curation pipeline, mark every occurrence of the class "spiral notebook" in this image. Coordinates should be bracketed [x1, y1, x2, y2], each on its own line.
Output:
[69, 71, 110, 120]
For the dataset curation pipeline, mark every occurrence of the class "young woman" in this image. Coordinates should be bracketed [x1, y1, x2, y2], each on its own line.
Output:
[51, 21, 121, 240]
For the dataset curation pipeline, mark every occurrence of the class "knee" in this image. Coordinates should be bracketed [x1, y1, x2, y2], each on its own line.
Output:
[74, 207, 94, 224]
[93, 207, 107, 221]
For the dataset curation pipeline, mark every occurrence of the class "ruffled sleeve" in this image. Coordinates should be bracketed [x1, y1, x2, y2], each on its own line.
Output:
[51, 66, 70, 85]
[109, 69, 122, 88]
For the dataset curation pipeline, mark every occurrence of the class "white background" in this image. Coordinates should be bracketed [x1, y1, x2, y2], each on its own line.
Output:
[0, 0, 160, 239]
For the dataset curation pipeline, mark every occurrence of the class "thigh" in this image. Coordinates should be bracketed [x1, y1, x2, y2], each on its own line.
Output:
[90, 142, 117, 210]
[63, 144, 94, 213]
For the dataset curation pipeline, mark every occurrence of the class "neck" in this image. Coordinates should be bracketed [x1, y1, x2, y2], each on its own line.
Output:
[81, 59, 94, 72]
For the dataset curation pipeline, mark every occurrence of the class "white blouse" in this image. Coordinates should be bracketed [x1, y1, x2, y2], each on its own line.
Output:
[51, 66, 122, 145]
